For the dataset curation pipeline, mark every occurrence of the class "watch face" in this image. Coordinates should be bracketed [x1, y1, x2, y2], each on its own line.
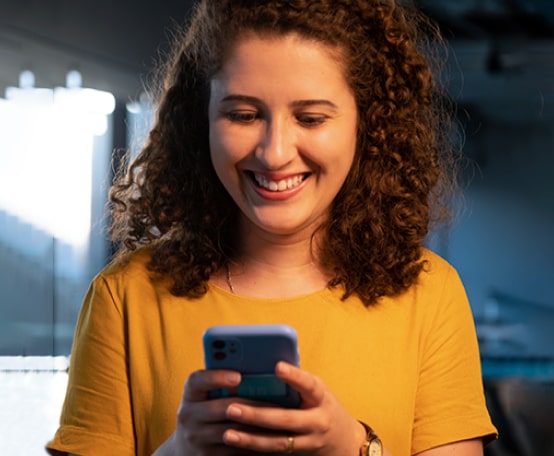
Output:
[369, 440, 383, 456]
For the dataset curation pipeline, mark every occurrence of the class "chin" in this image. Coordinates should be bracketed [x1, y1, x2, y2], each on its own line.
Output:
[248, 214, 321, 238]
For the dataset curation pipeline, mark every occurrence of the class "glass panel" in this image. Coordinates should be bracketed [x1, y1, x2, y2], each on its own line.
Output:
[0, 73, 115, 355]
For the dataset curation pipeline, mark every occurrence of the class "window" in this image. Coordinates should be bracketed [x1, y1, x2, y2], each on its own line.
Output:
[0, 71, 115, 356]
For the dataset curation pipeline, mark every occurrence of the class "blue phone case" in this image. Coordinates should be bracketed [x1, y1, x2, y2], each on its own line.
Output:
[203, 324, 301, 408]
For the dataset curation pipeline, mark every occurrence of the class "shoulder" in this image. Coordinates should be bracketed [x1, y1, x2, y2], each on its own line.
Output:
[394, 248, 469, 311]
[99, 247, 153, 282]
[419, 247, 462, 286]
[92, 247, 167, 301]
[420, 247, 455, 273]
[408, 249, 473, 330]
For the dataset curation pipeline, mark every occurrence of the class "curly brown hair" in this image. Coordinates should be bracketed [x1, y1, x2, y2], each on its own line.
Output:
[109, 0, 459, 305]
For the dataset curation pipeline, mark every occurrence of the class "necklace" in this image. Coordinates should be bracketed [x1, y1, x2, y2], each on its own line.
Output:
[226, 263, 235, 294]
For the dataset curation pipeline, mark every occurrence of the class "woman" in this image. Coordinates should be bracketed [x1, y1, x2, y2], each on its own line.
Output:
[47, 0, 497, 455]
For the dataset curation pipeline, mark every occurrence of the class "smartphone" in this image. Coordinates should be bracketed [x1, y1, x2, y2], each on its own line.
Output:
[203, 324, 301, 408]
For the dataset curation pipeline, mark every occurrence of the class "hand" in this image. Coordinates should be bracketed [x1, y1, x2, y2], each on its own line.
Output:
[153, 368, 259, 456]
[221, 361, 367, 455]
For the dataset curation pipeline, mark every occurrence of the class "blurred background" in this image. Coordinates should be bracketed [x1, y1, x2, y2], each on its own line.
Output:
[0, 0, 553, 454]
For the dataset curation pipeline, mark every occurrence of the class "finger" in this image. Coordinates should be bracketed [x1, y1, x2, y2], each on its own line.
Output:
[223, 428, 302, 454]
[177, 397, 228, 427]
[176, 404, 263, 448]
[225, 403, 298, 431]
[275, 362, 325, 408]
[177, 418, 231, 445]
[183, 369, 241, 402]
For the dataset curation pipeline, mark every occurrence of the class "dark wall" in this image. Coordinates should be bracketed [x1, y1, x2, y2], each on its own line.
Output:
[0, 0, 194, 99]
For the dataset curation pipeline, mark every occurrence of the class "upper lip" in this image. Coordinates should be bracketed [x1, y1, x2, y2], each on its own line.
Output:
[248, 171, 310, 181]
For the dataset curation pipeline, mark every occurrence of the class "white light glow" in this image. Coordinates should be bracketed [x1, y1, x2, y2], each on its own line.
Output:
[0, 84, 115, 248]
[126, 94, 155, 160]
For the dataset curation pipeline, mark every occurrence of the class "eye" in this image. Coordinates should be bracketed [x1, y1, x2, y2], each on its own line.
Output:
[296, 114, 328, 128]
[223, 110, 261, 124]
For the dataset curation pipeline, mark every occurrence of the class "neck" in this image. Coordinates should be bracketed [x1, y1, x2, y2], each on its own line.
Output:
[237, 215, 323, 269]
[224, 218, 331, 297]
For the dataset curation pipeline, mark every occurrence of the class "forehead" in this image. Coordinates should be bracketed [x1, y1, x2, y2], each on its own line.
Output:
[212, 33, 350, 94]
[227, 32, 344, 63]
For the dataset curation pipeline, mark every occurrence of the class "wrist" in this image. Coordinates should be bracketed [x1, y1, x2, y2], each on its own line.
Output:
[358, 421, 383, 456]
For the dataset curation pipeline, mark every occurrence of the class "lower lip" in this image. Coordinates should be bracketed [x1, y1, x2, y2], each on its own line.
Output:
[249, 176, 307, 201]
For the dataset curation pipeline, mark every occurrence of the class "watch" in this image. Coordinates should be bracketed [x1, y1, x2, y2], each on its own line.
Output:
[359, 421, 383, 456]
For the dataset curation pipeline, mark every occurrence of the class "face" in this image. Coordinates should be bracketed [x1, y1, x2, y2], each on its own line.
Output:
[208, 34, 358, 240]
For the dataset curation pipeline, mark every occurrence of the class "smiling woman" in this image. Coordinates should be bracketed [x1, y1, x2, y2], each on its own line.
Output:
[208, 34, 358, 243]
[46, 1, 497, 455]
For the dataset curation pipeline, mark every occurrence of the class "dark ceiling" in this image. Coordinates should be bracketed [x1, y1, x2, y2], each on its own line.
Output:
[0, 0, 196, 100]
[0, 0, 553, 124]
[418, 0, 554, 39]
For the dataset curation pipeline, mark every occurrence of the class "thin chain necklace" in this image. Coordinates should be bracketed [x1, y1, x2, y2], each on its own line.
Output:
[226, 263, 235, 294]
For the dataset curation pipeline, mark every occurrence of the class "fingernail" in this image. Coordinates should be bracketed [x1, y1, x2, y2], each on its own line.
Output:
[224, 429, 240, 443]
[226, 372, 241, 385]
[276, 361, 290, 374]
[227, 405, 242, 418]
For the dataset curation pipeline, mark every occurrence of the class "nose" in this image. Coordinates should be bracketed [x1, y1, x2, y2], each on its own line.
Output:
[255, 117, 296, 169]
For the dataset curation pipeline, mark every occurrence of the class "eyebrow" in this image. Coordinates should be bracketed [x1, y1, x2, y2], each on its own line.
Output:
[291, 99, 339, 111]
[220, 94, 339, 111]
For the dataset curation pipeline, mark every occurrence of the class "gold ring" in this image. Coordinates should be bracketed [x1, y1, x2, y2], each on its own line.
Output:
[286, 435, 295, 453]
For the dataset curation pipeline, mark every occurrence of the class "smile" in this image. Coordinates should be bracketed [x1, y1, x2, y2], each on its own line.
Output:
[251, 172, 309, 192]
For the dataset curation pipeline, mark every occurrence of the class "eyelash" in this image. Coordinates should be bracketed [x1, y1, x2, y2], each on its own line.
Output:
[222, 110, 327, 128]
[296, 115, 327, 127]
[224, 111, 260, 124]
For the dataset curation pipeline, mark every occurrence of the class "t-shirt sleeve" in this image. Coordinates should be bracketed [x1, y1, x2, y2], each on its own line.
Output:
[46, 275, 136, 455]
[412, 264, 498, 453]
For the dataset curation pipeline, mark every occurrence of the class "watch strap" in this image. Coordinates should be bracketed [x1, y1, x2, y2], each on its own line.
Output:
[358, 420, 383, 456]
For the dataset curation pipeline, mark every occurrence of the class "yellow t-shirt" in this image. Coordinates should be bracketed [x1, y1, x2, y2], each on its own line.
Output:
[47, 248, 496, 455]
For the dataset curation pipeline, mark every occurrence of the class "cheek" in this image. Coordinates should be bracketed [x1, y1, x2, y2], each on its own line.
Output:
[209, 127, 251, 192]
[210, 125, 253, 164]
[338, 124, 358, 165]
[209, 127, 234, 175]
[312, 126, 357, 170]
[209, 130, 230, 185]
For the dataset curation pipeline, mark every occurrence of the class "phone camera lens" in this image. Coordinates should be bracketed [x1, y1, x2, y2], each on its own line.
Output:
[212, 340, 226, 349]
[214, 351, 226, 360]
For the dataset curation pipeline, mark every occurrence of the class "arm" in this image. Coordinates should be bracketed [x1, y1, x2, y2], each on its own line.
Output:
[412, 263, 497, 453]
[46, 277, 136, 455]
[415, 438, 484, 455]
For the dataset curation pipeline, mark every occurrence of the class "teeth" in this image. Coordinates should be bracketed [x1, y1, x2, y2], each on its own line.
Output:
[253, 173, 305, 192]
